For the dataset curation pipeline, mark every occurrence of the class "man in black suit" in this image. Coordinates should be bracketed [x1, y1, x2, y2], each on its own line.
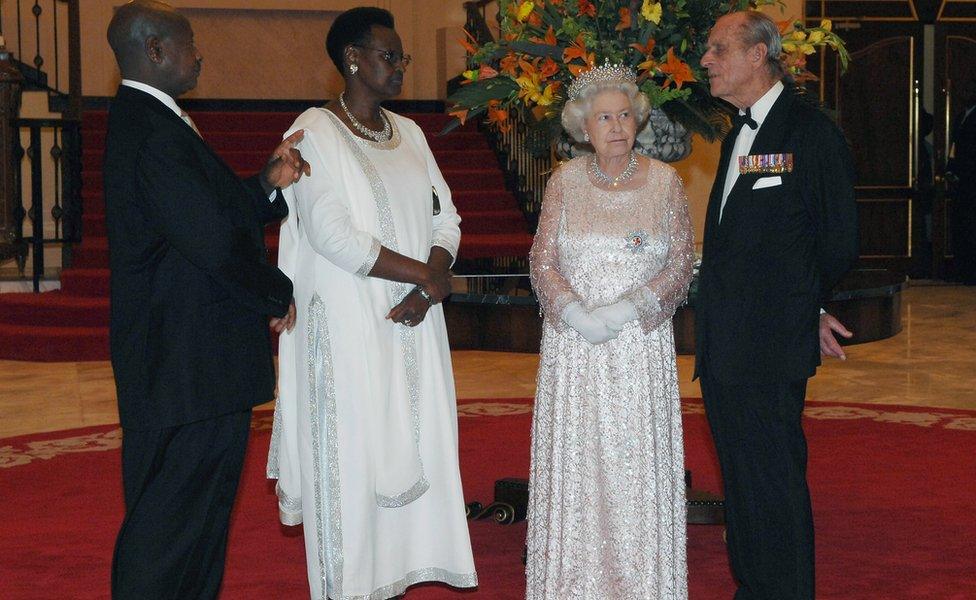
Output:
[947, 76, 976, 284]
[104, 2, 309, 597]
[696, 11, 859, 599]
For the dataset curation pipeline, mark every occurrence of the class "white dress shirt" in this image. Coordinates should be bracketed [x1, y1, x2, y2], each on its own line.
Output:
[720, 80, 785, 221]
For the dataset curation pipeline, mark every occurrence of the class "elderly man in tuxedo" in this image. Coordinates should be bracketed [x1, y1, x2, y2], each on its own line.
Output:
[695, 11, 859, 599]
[103, 2, 309, 598]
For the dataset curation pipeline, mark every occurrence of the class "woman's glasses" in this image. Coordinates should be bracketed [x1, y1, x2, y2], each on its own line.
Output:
[352, 45, 412, 68]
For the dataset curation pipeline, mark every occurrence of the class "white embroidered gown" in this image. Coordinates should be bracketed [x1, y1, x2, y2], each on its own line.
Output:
[526, 157, 694, 599]
[269, 107, 477, 599]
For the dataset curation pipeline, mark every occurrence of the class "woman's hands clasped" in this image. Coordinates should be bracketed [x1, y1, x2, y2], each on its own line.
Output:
[563, 299, 638, 345]
[387, 265, 452, 328]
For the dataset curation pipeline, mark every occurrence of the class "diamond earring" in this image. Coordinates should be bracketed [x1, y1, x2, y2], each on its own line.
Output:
[349, 64, 359, 75]
[584, 132, 590, 142]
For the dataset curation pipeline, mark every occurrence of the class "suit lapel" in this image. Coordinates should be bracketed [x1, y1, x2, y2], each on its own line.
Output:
[704, 127, 738, 248]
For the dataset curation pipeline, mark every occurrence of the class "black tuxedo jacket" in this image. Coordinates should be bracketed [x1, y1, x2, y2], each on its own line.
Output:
[694, 88, 859, 384]
[103, 85, 292, 430]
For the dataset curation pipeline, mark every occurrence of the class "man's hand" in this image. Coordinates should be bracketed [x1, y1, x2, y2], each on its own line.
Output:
[270, 300, 297, 333]
[387, 289, 431, 327]
[819, 312, 853, 360]
[261, 130, 311, 192]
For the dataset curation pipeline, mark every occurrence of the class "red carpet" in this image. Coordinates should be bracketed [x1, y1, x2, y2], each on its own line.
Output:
[0, 110, 533, 362]
[1, 399, 975, 599]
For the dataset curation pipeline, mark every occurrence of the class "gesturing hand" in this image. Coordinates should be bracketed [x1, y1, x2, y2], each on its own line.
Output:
[262, 130, 312, 191]
[387, 289, 432, 328]
[819, 312, 853, 360]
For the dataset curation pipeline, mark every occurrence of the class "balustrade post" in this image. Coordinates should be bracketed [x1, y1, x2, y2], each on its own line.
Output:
[0, 37, 26, 268]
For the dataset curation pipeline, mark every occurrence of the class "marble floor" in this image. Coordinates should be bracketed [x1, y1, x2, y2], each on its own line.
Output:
[1, 285, 974, 439]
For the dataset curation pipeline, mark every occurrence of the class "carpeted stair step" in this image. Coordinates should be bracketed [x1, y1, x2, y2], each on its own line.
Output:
[440, 169, 506, 192]
[82, 214, 107, 237]
[458, 210, 529, 234]
[457, 232, 534, 259]
[451, 190, 522, 212]
[59, 268, 111, 297]
[0, 323, 109, 362]
[0, 293, 110, 327]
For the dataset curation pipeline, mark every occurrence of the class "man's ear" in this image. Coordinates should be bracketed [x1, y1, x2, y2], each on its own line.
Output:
[145, 35, 164, 65]
[751, 42, 769, 69]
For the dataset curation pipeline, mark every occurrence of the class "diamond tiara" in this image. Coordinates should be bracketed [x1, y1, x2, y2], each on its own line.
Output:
[567, 62, 638, 101]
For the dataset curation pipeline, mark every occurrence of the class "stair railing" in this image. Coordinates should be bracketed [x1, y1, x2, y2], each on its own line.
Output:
[1, 0, 82, 291]
[460, 0, 553, 232]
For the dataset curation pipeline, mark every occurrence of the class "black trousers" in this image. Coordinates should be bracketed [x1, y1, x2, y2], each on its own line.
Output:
[111, 409, 252, 600]
[701, 376, 814, 600]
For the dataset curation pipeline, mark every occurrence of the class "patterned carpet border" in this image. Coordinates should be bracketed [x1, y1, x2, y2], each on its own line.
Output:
[3, 399, 975, 469]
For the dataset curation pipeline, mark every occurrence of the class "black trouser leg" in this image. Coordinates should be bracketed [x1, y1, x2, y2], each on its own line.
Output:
[702, 377, 814, 600]
[111, 409, 252, 600]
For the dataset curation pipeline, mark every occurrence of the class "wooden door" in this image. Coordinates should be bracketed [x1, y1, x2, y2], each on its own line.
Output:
[934, 15, 976, 278]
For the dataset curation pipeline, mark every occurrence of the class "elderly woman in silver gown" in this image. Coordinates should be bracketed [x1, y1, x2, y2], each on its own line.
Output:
[526, 64, 695, 599]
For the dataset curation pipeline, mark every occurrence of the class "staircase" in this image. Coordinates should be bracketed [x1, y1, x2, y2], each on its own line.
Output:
[0, 110, 533, 362]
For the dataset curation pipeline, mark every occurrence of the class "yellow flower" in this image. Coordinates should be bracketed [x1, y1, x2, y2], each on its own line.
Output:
[782, 41, 796, 52]
[516, 1, 535, 22]
[461, 69, 478, 82]
[791, 30, 807, 41]
[641, 0, 662, 25]
[821, 19, 832, 32]
[800, 43, 816, 55]
[807, 30, 824, 44]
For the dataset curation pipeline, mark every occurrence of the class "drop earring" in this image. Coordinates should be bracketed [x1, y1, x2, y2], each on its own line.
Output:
[349, 64, 359, 75]
[584, 132, 590, 142]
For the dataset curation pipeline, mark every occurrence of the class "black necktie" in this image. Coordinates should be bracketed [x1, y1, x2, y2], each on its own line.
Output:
[731, 107, 758, 132]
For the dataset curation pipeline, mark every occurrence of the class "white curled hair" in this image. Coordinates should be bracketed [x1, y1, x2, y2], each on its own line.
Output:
[561, 80, 650, 143]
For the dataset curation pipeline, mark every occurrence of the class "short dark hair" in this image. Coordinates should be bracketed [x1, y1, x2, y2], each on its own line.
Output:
[325, 7, 395, 72]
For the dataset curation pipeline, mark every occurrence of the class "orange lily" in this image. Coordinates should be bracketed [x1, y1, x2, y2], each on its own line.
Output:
[540, 57, 560, 78]
[577, 0, 596, 18]
[500, 52, 519, 76]
[449, 108, 469, 126]
[458, 29, 479, 56]
[658, 47, 695, 89]
[544, 26, 558, 46]
[631, 39, 657, 75]
[562, 34, 589, 64]
[486, 100, 511, 133]
[616, 7, 632, 31]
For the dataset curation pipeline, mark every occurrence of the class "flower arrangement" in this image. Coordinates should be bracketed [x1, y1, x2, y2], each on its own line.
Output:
[446, 0, 848, 144]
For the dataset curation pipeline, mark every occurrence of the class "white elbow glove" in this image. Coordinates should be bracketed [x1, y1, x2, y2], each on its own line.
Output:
[562, 302, 619, 345]
[591, 300, 639, 332]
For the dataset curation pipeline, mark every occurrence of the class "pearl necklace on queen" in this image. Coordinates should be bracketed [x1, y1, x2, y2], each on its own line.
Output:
[589, 151, 639, 188]
[339, 92, 392, 142]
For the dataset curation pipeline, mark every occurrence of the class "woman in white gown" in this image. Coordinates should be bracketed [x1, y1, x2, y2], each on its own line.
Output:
[526, 64, 695, 599]
[268, 8, 477, 599]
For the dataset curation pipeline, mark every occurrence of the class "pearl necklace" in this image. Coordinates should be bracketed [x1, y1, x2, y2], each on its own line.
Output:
[339, 92, 391, 142]
[589, 152, 639, 188]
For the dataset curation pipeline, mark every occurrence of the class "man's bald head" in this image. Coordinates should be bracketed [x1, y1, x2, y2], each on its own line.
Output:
[107, 0, 201, 98]
[108, 1, 189, 75]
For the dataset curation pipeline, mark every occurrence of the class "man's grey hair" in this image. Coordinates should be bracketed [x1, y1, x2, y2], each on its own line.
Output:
[561, 80, 650, 143]
[737, 11, 785, 79]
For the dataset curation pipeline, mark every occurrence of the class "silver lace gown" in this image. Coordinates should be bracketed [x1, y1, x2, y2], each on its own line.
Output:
[526, 157, 694, 599]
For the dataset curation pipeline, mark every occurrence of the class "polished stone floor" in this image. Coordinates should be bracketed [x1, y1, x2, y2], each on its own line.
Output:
[1, 285, 974, 439]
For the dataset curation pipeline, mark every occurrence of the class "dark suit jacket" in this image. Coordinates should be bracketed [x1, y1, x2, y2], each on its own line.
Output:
[694, 88, 859, 385]
[103, 85, 293, 430]
[948, 105, 976, 197]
